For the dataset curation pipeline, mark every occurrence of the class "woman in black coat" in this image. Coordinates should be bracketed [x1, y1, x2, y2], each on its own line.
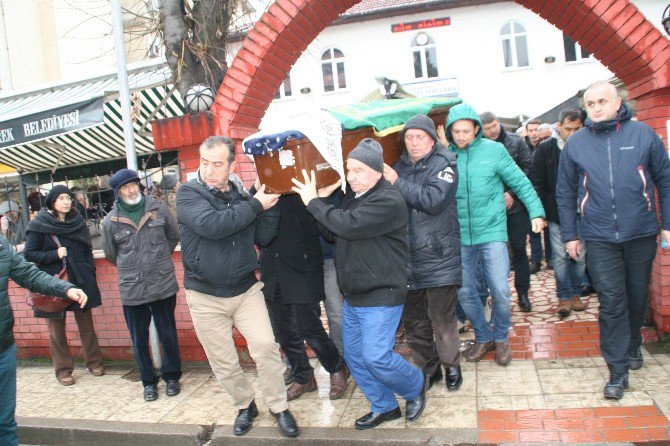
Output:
[24, 185, 104, 385]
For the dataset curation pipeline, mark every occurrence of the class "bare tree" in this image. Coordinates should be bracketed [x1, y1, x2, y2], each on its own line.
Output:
[158, 0, 234, 100]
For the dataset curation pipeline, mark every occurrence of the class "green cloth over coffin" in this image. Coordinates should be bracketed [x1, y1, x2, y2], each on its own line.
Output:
[327, 97, 462, 136]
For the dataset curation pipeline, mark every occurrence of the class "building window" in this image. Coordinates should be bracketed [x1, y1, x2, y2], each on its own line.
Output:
[500, 20, 529, 68]
[411, 32, 438, 79]
[321, 48, 347, 92]
[563, 34, 591, 62]
[274, 74, 293, 99]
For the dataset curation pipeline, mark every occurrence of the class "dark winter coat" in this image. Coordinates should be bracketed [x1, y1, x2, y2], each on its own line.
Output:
[0, 236, 74, 352]
[556, 104, 670, 243]
[307, 179, 408, 307]
[24, 209, 102, 317]
[177, 175, 279, 298]
[494, 126, 533, 215]
[101, 195, 180, 306]
[393, 144, 462, 289]
[261, 194, 324, 304]
[529, 137, 561, 224]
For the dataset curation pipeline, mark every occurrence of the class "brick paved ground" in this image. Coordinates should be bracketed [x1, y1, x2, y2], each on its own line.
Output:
[15, 263, 670, 443]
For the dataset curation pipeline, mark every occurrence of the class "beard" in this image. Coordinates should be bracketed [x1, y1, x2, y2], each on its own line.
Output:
[121, 194, 142, 205]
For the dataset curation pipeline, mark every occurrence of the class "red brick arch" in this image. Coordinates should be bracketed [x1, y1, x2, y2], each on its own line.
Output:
[211, 0, 669, 157]
[150, 0, 670, 336]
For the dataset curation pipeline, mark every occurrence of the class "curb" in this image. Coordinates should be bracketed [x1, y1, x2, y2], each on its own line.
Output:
[17, 417, 211, 446]
[17, 417, 479, 445]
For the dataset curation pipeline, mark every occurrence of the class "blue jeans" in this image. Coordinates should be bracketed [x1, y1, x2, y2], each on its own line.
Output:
[122, 294, 182, 386]
[548, 222, 586, 301]
[458, 242, 511, 343]
[0, 343, 18, 446]
[343, 302, 424, 413]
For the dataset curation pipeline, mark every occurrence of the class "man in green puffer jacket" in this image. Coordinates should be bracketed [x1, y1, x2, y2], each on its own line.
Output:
[444, 103, 545, 366]
[0, 236, 89, 446]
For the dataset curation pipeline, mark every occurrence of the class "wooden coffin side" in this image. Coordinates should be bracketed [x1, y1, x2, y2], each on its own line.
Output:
[254, 109, 449, 194]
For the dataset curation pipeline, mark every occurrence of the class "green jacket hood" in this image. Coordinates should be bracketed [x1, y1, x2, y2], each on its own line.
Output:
[445, 103, 483, 149]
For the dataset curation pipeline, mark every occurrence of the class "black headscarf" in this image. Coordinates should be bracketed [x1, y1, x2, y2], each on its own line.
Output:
[26, 208, 91, 247]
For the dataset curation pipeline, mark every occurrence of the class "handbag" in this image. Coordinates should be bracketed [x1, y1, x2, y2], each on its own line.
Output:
[25, 235, 73, 313]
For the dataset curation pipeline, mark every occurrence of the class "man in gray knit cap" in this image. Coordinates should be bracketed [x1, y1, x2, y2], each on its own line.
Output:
[383, 115, 463, 392]
[292, 138, 427, 430]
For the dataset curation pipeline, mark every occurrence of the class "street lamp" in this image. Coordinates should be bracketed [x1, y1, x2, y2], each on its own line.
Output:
[663, 4, 670, 36]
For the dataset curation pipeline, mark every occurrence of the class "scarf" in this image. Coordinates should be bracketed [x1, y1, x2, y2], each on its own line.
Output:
[116, 195, 146, 226]
[26, 208, 91, 247]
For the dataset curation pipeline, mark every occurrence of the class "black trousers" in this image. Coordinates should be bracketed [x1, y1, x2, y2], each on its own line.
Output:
[266, 285, 344, 384]
[507, 211, 531, 297]
[586, 236, 656, 374]
[402, 285, 461, 371]
[122, 294, 182, 386]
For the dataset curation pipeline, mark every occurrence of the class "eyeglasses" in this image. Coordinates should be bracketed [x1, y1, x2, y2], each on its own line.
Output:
[56, 196, 72, 202]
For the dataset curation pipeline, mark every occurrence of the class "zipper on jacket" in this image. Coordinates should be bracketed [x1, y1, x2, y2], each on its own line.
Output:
[606, 135, 620, 241]
[637, 165, 651, 211]
[580, 172, 589, 216]
[465, 151, 474, 243]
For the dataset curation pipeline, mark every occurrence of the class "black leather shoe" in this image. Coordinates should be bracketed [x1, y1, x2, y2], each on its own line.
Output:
[143, 384, 158, 402]
[518, 294, 532, 312]
[580, 284, 595, 297]
[604, 373, 629, 400]
[233, 401, 258, 436]
[629, 348, 644, 371]
[427, 367, 443, 390]
[272, 409, 299, 438]
[354, 407, 401, 430]
[165, 379, 180, 397]
[445, 366, 462, 391]
[406, 374, 428, 422]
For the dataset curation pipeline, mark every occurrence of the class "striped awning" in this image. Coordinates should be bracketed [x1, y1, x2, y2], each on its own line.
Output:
[0, 61, 184, 173]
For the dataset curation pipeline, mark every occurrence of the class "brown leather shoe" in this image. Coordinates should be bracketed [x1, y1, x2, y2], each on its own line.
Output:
[557, 299, 572, 317]
[570, 295, 586, 311]
[286, 373, 317, 401]
[89, 365, 105, 377]
[465, 341, 494, 362]
[57, 371, 75, 386]
[329, 365, 350, 400]
[494, 341, 512, 366]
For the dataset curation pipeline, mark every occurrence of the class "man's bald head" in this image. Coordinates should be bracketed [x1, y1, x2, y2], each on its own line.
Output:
[583, 81, 622, 123]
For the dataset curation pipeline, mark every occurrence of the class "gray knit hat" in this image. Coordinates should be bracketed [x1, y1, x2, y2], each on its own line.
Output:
[160, 174, 178, 191]
[347, 138, 384, 173]
[401, 114, 438, 144]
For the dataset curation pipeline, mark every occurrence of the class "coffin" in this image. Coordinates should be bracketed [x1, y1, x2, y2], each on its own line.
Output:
[247, 99, 461, 194]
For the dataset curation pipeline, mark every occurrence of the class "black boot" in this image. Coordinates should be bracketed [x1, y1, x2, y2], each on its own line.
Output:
[427, 366, 443, 390]
[518, 294, 532, 312]
[445, 366, 462, 391]
[233, 401, 258, 436]
[603, 373, 629, 399]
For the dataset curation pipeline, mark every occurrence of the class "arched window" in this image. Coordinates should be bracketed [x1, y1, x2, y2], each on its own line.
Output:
[321, 48, 347, 92]
[411, 32, 438, 79]
[274, 74, 293, 100]
[500, 20, 529, 68]
[563, 33, 591, 62]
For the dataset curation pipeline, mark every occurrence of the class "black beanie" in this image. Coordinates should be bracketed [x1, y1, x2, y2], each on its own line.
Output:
[109, 168, 140, 196]
[45, 185, 74, 210]
[401, 114, 438, 144]
[347, 138, 384, 173]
